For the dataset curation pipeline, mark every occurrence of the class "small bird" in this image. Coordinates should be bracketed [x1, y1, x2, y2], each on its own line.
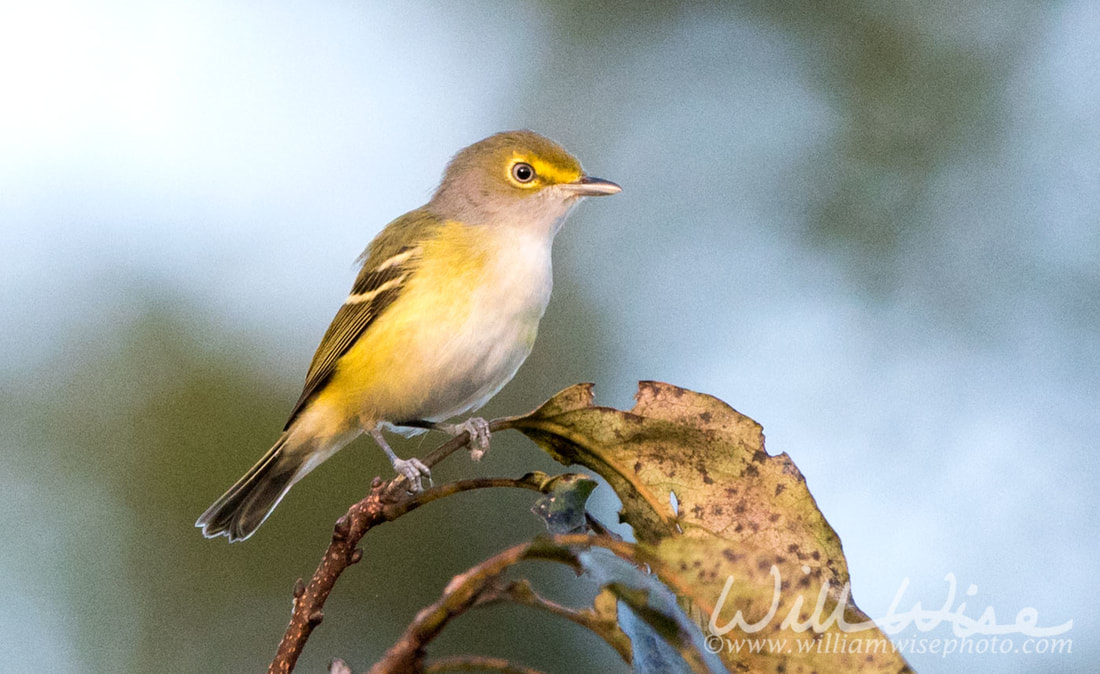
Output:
[196, 130, 621, 541]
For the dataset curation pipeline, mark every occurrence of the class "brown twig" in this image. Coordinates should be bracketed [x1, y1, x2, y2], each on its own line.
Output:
[382, 474, 552, 520]
[380, 418, 520, 502]
[475, 579, 633, 664]
[268, 478, 385, 674]
[368, 533, 727, 674]
[424, 655, 547, 673]
[268, 417, 553, 674]
[367, 535, 639, 674]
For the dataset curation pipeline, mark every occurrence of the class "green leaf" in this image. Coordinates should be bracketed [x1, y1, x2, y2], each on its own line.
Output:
[530, 473, 599, 534]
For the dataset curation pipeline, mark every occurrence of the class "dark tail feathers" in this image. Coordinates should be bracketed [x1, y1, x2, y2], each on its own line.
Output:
[196, 436, 303, 542]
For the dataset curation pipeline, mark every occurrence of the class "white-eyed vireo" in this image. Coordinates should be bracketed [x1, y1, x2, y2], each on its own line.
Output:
[196, 130, 621, 541]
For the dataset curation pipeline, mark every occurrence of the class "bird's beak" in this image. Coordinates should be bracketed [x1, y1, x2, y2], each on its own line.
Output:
[559, 175, 622, 197]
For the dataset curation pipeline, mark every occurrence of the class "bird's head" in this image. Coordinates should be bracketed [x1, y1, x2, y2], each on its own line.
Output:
[430, 130, 620, 233]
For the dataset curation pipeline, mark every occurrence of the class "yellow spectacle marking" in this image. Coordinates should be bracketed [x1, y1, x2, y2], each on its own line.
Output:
[509, 152, 582, 188]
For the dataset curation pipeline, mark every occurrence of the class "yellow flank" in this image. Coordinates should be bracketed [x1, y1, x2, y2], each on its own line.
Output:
[305, 219, 526, 433]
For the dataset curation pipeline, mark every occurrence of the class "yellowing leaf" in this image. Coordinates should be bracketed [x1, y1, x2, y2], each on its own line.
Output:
[648, 535, 910, 673]
[509, 381, 912, 672]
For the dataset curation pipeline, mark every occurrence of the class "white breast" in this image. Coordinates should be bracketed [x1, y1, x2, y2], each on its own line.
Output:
[416, 227, 555, 422]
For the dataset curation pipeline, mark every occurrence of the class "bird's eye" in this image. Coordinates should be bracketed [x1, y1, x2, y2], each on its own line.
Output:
[511, 162, 536, 183]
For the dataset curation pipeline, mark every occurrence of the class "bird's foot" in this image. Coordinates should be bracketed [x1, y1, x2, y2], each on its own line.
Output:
[463, 417, 491, 461]
[440, 417, 491, 461]
[371, 427, 432, 492]
[392, 457, 432, 493]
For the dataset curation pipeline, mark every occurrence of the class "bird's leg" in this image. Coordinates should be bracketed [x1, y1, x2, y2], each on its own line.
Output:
[402, 418, 492, 461]
[370, 428, 431, 492]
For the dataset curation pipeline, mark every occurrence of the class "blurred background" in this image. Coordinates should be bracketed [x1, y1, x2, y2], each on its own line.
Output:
[1, 1, 1096, 672]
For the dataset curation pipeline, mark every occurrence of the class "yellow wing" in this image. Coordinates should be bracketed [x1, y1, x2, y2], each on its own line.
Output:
[283, 209, 438, 429]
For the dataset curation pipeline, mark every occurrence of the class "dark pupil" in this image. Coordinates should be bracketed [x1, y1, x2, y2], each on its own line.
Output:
[514, 164, 533, 181]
